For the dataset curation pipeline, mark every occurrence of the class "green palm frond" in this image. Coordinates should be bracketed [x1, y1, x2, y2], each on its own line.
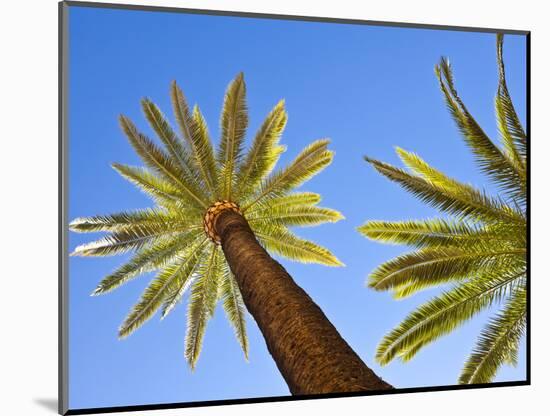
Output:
[190, 105, 218, 194]
[368, 244, 523, 297]
[111, 164, 188, 206]
[71, 73, 342, 368]
[141, 98, 192, 175]
[459, 286, 526, 384]
[358, 218, 521, 250]
[93, 230, 202, 296]
[435, 58, 525, 200]
[495, 34, 527, 199]
[170, 81, 194, 144]
[184, 247, 221, 369]
[119, 115, 209, 209]
[245, 192, 322, 215]
[234, 99, 287, 200]
[219, 263, 249, 359]
[362, 34, 526, 383]
[69, 208, 178, 233]
[169, 82, 217, 196]
[71, 224, 188, 257]
[255, 226, 343, 267]
[396, 147, 523, 218]
[218, 72, 248, 200]
[161, 244, 216, 320]
[118, 237, 208, 339]
[249, 204, 343, 228]
[376, 270, 525, 365]
[243, 139, 333, 211]
[365, 156, 523, 224]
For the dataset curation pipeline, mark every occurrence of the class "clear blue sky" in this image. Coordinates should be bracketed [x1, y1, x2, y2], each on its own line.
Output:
[67, 5, 527, 411]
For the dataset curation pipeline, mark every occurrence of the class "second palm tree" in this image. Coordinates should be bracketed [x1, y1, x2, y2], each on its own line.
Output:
[359, 34, 526, 384]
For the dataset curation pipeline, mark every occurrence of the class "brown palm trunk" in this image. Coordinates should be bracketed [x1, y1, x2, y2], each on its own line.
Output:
[215, 210, 393, 395]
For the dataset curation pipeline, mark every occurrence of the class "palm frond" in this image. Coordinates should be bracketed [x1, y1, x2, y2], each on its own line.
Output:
[112, 163, 186, 205]
[243, 139, 333, 211]
[162, 84, 218, 196]
[375, 271, 525, 365]
[160, 244, 216, 319]
[69, 208, 177, 233]
[245, 192, 321, 215]
[435, 59, 525, 198]
[396, 146, 525, 219]
[255, 226, 343, 267]
[368, 244, 524, 297]
[396, 147, 484, 192]
[218, 72, 248, 200]
[364, 156, 523, 224]
[459, 286, 526, 384]
[171, 80, 217, 194]
[119, 115, 208, 209]
[358, 218, 518, 249]
[92, 229, 202, 296]
[219, 263, 249, 359]
[118, 238, 208, 339]
[170, 80, 195, 146]
[248, 204, 344, 228]
[495, 34, 527, 200]
[190, 105, 218, 195]
[234, 99, 287, 200]
[184, 247, 221, 368]
[141, 98, 192, 174]
[71, 222, 190, 257]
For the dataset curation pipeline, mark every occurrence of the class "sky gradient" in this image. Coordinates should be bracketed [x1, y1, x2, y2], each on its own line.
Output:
[67, 5, 527, 410]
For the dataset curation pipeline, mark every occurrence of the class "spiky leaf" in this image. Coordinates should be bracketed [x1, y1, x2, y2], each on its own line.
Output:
[218, 72, 248, 200]
[184, 247, 222, 368]
[93, 229, 202, 296]
[459, 286, 526, 384]
[118, 238, 208, 339]
[235, 99, 287, 199]
[219, 263, 249, 359]
[376, 271, 525, 365]
[255, 226, 343, 267]
[244, 139, 333, 210]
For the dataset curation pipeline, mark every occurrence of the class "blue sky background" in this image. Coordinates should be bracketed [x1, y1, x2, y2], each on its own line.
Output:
[67, 5, 527, 411]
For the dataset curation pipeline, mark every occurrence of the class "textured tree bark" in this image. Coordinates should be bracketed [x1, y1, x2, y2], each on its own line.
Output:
[215, 210, 393, 395]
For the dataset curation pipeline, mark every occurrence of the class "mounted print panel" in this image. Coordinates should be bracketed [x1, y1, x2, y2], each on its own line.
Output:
[59, 1, 529, 414]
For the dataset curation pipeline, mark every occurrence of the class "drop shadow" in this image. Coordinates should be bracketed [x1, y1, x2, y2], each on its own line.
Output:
[34, 398, 58, 413]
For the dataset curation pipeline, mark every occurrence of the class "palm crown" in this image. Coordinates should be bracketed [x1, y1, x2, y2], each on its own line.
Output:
[70, 73, 343, 368]
[359, 34, 526, 384]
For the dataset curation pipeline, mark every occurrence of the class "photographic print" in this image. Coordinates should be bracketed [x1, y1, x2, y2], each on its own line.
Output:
[59, 1, 529, 414]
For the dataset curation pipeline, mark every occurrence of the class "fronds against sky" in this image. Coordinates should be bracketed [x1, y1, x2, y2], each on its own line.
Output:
[70, 73, 343, 369]
[359, 34, 526, 384]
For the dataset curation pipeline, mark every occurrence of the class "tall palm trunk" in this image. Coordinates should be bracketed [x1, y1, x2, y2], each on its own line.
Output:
[215, 210, 393, 395]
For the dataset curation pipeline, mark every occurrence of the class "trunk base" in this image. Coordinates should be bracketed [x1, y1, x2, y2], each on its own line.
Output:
[216, 210, 393, 395]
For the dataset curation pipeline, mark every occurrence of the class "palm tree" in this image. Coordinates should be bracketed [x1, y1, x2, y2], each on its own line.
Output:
[358, 34, 526, 384]
[70, 73, 392, 394]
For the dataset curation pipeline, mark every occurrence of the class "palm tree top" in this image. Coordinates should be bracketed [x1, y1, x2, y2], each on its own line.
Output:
[359, 34, 526, 384]
[70, 72, 344, 368]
